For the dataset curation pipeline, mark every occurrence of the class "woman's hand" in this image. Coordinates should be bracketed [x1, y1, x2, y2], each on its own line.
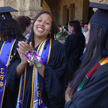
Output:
[17, 41, 33, 65]
[34, 62, 45, 78]
[17, 47, 27, 65]
[65, 86, 72, 103]
[18, 41, 33, 53]
[16, 41, 34, 77]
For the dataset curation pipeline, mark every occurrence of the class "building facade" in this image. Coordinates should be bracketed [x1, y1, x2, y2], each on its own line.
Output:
[0, 0, 89, 26]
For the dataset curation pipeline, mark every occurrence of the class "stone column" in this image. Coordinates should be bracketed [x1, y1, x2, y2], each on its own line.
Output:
[17, 0, 42, 19]
[0, 0, 42, 19]
[0, 0, 4, 6]
[27, 0, 42, 19]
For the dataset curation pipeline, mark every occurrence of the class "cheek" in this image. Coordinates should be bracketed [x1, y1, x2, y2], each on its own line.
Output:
[33, 22, 37, 28]
[46, 25, 51, 32]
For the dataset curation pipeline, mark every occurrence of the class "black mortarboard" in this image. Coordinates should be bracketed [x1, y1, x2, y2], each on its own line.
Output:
[89, 1, 108, 56]
[89, 1, 108, 27]
[0, 6, 17, 21]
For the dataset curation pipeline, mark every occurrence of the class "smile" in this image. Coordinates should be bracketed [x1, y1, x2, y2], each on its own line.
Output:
[37, 27, 44, 32]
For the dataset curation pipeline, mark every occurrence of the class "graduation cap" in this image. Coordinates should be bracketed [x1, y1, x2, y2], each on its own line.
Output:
[0, 6, 17, 21]
[89, 0, 108, 27]
[89, 0, 108, 56]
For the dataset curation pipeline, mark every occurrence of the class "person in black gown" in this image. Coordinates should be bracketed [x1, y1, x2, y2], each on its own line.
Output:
[65, 2, 108, 108]
[64, 20, 85, 81]
[0, 6, 24, 108]
[7, 11, 68, 108]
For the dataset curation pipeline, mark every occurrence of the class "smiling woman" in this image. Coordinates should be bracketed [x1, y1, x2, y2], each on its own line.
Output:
[6, 11, 68, 108]
[33, 13, 52, 46]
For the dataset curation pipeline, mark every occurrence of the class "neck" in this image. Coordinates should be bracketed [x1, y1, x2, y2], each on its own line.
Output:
[34, 36, 47, 48]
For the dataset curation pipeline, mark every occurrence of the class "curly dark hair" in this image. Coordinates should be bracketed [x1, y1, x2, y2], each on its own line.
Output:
[0, 19, 24, 42]
[16, 16, 31, 33]
[28, 10, 57, 48]
[69, 20, 82, 35]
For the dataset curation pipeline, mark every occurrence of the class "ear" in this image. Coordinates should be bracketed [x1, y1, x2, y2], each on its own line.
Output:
[49, 32, 51, 34]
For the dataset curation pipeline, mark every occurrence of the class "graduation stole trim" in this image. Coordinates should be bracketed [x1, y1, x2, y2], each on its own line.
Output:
[0, 39, 16, 108]
[30, 38, 52, 108]
[77, 57, 108, 91]
[16, 66, 27, 108]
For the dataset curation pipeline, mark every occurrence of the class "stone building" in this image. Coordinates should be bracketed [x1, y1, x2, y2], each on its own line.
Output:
[0, 0, 89, 26]
[44, 0, 89, 26]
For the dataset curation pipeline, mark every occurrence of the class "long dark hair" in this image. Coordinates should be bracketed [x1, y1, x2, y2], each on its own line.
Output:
[28, 11, 57, 48]
[68, 23, 108, 95]
[0, 19, 24, 42]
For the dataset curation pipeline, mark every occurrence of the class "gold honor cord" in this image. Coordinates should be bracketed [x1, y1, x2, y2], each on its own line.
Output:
[47, 38, 52, 64]
[23, 65, 27, 100]
[0, 42, 5, 55]
[30, 38, 52, 108]
[30, 40, 45, 108]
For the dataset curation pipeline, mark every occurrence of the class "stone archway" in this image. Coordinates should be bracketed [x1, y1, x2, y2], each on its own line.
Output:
[0, 0, 42, 19]
[42, 0, 51, 13]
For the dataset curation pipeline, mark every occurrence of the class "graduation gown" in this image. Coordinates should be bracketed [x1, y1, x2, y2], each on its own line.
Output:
[6, 39, 68, 108]
[64, 63, 108, 108]
[64, 34, 85, 81]
[1, 38, 24, 108]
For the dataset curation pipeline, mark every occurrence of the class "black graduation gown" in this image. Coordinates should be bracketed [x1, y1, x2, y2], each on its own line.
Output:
[64, 34, 85, 81]
[6, 39, 68, 108]
[1, 38, 24, 108]
[64, 63, 108, 108]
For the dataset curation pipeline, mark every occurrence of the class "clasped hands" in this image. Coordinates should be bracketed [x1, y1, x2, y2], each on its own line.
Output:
[17, 41, 33, 65]
[17, 41, 43, 67]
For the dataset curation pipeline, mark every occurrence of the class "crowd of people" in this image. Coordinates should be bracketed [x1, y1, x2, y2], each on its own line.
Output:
[0, 1, 108, 108]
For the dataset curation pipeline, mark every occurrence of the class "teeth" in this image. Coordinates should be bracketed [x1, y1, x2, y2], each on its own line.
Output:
[38, 28, 44, 32]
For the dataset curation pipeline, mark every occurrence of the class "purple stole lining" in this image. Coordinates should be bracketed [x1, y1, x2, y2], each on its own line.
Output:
[0, 39, 16, 108]
[30, 38, 52, 108]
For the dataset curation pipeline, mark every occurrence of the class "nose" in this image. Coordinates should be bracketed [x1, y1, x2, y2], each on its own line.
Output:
[40, 21, 44, 26]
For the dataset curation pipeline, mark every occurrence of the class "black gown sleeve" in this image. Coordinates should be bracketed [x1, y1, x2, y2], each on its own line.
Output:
[40, 40, 68, 108]
[6, 39, 23, 92]
[64, 35, 77, 57]
[6, 51, 20, 92]
[64, 64, 108, 108]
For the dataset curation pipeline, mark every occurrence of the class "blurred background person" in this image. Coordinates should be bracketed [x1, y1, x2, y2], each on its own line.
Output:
[80, 20, 84, 34]
[26, 19, 34, 40]
[16, 16, 32, 40]
[64, 20, 85, 81]
[83, 23, 88, 38]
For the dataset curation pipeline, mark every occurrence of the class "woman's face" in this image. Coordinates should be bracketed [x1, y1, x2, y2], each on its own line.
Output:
[85, 23, 90, 43]
[33, 13, 52, 39]
[70, 26, 74, 31]
[68, 24, 74, 32]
